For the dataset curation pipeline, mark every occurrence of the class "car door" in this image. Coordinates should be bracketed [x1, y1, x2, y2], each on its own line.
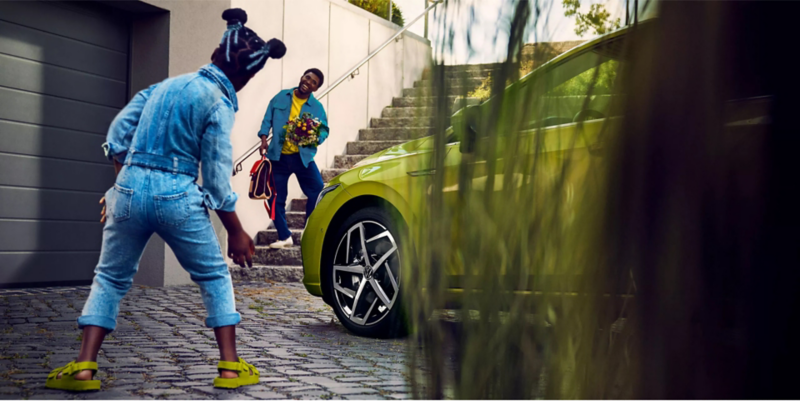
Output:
[443, 35, 625, 287]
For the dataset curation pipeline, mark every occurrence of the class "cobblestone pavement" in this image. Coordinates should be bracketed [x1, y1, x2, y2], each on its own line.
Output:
[0, 283, 411, 400]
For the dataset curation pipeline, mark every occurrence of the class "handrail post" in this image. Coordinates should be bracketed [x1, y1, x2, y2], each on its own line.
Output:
[424, 0, 429, 39]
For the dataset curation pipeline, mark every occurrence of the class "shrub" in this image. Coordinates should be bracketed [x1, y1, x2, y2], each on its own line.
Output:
[349, 0, 405, 26]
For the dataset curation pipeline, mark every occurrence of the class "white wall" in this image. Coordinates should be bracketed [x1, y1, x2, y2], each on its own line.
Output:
[229, 0, 432, 243]
[139, 0, 233, 286]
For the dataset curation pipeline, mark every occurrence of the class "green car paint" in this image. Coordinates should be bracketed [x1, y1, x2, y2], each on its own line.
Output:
[301, 26, 630, 302]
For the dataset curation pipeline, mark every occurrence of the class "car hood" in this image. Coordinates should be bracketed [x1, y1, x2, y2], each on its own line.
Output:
[352, 136, 435, 168]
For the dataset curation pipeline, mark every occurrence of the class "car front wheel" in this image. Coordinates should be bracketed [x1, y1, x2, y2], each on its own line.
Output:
[324, 207, 405, 338]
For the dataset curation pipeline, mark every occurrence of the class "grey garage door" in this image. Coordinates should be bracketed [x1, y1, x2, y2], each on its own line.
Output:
[0, 1, 129, 287]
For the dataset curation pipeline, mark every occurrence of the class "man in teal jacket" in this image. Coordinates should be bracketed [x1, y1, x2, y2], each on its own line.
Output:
[258, 69, 328, 248]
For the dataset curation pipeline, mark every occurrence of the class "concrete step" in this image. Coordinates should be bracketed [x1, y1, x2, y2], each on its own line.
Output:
[381, 107, 434, 118]
[257, 229, 303, 246]
[403, 86, 474, 97]
[291, 197, 308, 212]
[413, 77, 486, 88]
[229, 264, 304, 282]
[392, 96, 459, 108]
[334, 154, 369, 169]
[444, 62, 503, 71]
[285, 211, 306, 229]
[346, 140, 405, 155]
[422, 70, 496, 80]
[322, 168, 347, 183]
[370, 117, 434, 128]
[359, 127, 434, 141]
[421, 65, 502, 79]
[289, 197, 307, 211]
[253, 246, 302, 266]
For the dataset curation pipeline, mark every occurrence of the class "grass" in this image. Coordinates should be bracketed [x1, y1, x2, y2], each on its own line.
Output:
[1, 369, 25, 377]
[404, 1, 631, 399]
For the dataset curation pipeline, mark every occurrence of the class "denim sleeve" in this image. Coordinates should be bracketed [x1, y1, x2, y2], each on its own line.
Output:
[103, 84, 157, 162]
[200, 100, 238, 212]
[257, 96, 275, 137]
[317, 105, 329, 145]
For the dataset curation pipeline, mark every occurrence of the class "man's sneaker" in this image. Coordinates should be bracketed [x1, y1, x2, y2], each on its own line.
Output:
[269, 237, 293, 249]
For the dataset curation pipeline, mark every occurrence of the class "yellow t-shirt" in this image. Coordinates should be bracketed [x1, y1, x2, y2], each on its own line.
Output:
[282, 93, 308, 155]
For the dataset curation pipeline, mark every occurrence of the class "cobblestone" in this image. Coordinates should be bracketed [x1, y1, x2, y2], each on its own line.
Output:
[0, 282, 410, 399]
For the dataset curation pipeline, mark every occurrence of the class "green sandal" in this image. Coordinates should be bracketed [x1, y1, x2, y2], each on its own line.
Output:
[213, 357, 259, 389]
[45, 361, 101, 391]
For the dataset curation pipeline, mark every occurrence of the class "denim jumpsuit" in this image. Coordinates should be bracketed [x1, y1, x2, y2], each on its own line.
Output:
[79, 64, 241, 331]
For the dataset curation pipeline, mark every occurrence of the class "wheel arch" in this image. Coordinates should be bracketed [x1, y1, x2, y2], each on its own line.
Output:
[319, 194, 409, 305]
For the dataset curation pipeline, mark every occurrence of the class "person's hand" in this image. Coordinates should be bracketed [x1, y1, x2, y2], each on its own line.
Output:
[228, 230, 255, 268]
[100, 196, 107, 223]
[258, 135, 269, 156]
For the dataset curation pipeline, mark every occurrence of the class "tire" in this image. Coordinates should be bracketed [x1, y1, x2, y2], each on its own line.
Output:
[323, 206, 406, 338]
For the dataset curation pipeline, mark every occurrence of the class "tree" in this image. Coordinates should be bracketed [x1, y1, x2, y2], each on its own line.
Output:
[563, 0, 621, 37]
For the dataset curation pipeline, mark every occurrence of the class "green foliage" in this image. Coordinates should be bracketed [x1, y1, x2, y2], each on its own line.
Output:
[467, 73, 493, 101]
[549, 59, 618, 96]
[563, 0, 621, 37]
[349, 0, 405, 26]
[467, 61, 536, 102]
[405, 1, 633, 399]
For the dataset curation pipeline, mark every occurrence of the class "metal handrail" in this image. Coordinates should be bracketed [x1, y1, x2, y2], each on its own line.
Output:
[232, 0, 442, 175]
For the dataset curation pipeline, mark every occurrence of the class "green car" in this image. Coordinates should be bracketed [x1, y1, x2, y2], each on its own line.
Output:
[301, 26, 629, 337]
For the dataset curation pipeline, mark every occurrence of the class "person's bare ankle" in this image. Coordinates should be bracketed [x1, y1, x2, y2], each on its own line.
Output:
[74, 370, 93, 381]
[220, 370, 238, 379]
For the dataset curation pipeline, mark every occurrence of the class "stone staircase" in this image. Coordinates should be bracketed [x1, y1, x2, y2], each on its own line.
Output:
[230, 63, 501, 282]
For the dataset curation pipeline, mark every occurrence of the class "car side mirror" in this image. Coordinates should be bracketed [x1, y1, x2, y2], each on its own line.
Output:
[460, 123, 478, 154]
[456, 105, 481, 154]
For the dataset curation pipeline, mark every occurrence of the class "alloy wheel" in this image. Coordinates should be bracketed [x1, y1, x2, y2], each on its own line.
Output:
[332, 220, 400, 326]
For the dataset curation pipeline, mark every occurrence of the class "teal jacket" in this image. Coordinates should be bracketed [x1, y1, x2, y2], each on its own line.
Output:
[258, 88, 329, 168]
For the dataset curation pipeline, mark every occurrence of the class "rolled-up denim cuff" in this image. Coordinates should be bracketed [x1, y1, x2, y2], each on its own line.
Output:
[205, 312, 241, 328]
[77, 315, 117, 332]
[102, 142, 126, 162]
[203, 192, 238, 212]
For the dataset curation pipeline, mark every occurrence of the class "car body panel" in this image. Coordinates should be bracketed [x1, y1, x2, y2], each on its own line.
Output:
[301, 24, 633, 302]
[301, 179, 350, 296]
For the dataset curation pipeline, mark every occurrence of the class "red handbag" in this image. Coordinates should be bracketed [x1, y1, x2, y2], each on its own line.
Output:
[248, 156, 277, 220]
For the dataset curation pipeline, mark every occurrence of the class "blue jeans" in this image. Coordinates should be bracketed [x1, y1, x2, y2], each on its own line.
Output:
[271, 153, 324, 240]
[78, 165, 241, 331]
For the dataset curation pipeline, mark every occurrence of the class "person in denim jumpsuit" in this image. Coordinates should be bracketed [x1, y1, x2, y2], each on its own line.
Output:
[45, 9, 285, 391]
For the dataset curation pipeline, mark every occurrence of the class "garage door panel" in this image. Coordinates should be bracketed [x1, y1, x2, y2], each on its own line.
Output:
[0, 220, 103, 252]
[0, 20, 127, 81]
[0, 153, 115, 193]
[0, 120, 109, 164]
[0, 0, 129, 286]
[0, 53, 126, 108]
[0, 1, 128, 52]
[0, 252, 98, 285]
[0, 186, 108, 222]
[0, 87, 119, 135]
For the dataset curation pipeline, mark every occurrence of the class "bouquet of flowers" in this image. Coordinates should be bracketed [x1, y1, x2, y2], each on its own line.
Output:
[283, 112, 322, 148]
